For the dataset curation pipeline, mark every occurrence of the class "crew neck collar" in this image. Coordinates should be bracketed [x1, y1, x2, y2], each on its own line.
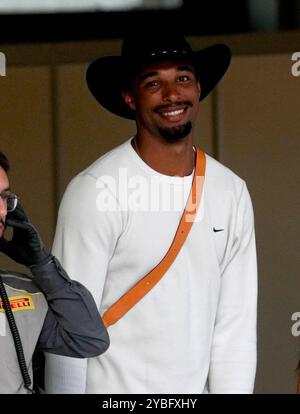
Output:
[126, 137, 195, 183]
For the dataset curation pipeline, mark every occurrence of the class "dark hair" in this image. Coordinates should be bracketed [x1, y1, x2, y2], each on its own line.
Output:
[0, 151, 9, 173]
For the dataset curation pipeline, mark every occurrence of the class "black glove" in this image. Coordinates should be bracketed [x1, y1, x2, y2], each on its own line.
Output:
[0, 204, 50, 267]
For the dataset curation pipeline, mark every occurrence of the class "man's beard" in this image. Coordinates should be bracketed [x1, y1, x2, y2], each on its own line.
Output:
[158, 121, 192, 143]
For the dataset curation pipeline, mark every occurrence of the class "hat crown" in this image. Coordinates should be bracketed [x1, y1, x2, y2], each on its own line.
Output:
[121, 33, 193, 61]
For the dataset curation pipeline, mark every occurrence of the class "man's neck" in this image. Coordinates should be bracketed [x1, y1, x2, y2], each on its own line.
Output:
[132, 133, 195, 177]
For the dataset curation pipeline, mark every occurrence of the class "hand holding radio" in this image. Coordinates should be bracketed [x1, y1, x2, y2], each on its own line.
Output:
[0, 204, 50, 267]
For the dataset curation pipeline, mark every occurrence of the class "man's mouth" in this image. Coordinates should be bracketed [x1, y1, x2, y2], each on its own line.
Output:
[162, 108, 185, 117]
[155, 104, 190, 122]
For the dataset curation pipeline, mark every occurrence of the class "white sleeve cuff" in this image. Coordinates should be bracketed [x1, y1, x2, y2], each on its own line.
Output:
[44, 353, 87, 394]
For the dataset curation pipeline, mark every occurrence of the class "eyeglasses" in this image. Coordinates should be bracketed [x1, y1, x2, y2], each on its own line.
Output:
[0, 191, 18, 212]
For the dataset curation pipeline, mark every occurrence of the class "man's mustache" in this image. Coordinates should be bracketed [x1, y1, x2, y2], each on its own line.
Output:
[154, 101, 193, 113]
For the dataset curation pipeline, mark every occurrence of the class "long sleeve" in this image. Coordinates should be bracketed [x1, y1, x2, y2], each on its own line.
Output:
[44, 173, 123, 393]
[33, 257, 110, 358]
[208, 183, 258, 393]
[45, 354, 87, 394]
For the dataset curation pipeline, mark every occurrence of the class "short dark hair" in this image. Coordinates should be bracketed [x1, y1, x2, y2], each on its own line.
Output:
[0, 151, 10, 173]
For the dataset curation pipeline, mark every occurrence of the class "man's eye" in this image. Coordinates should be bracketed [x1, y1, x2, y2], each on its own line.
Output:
[1, 191, 10, 199]
[178, 75, 190, 82]
[145, 80, 159, 88]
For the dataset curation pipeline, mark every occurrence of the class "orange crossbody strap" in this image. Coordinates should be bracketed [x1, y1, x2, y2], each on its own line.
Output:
[102, 148, 206, 328]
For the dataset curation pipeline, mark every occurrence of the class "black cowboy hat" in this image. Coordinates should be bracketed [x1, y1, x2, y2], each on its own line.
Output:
[86, 32, 231, 120]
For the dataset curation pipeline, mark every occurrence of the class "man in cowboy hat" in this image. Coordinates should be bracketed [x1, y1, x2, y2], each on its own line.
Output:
[45, 30, 257, 394]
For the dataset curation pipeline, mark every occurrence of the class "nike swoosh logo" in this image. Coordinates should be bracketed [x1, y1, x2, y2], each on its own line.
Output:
[213, 227, 224, 232]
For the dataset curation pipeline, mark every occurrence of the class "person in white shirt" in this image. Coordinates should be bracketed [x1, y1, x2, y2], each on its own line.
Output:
[45, 30, 257, 394]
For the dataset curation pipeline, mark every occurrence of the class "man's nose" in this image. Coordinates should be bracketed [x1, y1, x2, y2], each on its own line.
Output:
[161, 82, 180, 102]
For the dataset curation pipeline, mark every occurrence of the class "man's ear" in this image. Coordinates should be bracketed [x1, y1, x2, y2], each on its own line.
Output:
[122, 90, 136, 111]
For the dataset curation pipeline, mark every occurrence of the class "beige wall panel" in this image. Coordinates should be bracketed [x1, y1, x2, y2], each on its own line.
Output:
[56, 63, 214, 196]
[194, 94, 214, 155]
[56, 63, 135, 197]
[220, 54, 300, 393]
[0, 66, 54, 272]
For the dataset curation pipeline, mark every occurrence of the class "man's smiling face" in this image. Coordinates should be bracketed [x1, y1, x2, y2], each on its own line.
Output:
[123, 59, 201, 142]
[0, 167, 9, 238]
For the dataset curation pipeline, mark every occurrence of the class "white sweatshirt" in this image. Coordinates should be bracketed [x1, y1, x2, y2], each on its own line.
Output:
[45, 137, 257, 394]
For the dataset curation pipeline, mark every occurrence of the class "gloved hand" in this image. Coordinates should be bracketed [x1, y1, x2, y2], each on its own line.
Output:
[0, 204, 50, 267]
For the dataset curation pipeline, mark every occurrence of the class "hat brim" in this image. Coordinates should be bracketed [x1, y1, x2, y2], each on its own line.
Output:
[86, 44, 231, 120]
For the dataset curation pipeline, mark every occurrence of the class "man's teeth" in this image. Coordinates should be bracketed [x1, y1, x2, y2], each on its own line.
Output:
[162, 108, 185, 116]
